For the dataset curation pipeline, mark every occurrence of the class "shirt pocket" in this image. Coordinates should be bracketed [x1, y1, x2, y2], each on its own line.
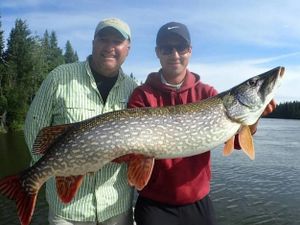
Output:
[53, 101, 98, 124]
[111, 98, 128, 111]
[64, 106, 97, 122]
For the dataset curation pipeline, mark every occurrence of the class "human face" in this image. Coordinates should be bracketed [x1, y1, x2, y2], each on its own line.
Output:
[91, 28, 130, 77]
[156, 35, 191, 83]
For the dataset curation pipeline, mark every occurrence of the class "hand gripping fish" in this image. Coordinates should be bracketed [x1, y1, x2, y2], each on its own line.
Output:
[0, 66, 284, 225]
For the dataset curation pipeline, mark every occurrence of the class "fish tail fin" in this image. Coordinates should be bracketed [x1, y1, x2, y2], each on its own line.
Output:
[0, 175, 37, 225]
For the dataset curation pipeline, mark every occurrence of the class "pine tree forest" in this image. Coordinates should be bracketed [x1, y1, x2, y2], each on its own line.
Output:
[0, 17, 78, 132]
[264, 101, 300, 120]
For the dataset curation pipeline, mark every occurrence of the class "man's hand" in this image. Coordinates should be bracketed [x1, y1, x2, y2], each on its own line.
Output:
[262, 99, 277, 116]
[234, 99, 277, 150]
[249, 99, 277, 134]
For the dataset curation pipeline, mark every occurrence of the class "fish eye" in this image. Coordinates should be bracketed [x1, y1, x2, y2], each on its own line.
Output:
[247, 78, 258, 87]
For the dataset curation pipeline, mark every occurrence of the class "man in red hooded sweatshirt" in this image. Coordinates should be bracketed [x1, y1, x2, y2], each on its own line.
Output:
[128, 22, 276, 225]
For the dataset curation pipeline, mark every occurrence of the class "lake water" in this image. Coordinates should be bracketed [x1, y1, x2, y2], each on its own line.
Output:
[0, 118, 299, 225]
[210, 118, 300, 225]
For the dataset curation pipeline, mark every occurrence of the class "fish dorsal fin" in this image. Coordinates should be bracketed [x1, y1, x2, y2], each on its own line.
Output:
[238, 125, 255, 160]
[33, 124, 72, 155]
[127, 155, 154, 191]
[55, 175, 84, 203]
[223, 136, 235, 157]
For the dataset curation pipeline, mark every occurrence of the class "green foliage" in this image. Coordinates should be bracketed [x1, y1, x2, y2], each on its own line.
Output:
[0, 17, 78, 132]
[0, 16, 4, 59]
[0, 95, 7, 112]
[48, 31, 65, 70]
[64, 40, 79, 63]
[0, 16, 7, 132]
[41, 30, 65, 72]
[0, 15, 5, 97]
[129, 73, 139, 84]
[29, 35, 49, 101]
[2, 19, 36, 130]
[265, 101, 300, 120]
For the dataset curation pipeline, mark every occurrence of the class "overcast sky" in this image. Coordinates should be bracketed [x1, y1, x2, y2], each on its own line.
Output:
[1, 0, 299, 102]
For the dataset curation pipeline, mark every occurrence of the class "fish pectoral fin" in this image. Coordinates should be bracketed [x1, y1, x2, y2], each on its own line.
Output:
[223, 136, 235, 156]
[33, 124, 72, 155]
[113, 153, 154, 190]
[127, 155, 154, 191]
[56, 175, 84, 203]
[112, 154, 136, 163]
[238, 125, 255, 160]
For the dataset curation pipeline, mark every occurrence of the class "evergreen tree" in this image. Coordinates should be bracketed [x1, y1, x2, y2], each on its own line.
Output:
[48, 31, 64, 71]
[0, 16, 4, 62]
[3, 19, 36, 130]
[129, 73, 139, 84]
[41, 30, 66, 72]
[0, 16, 7, 131]
[0, 19, 80, 132]
[0, 15, 5, 92]
[41, 30, 51, 72]
[30, 34, 49, 100]
[74, 51, 79, 61]
[64, 40, 79, 63]
[265, 101, 300, 119]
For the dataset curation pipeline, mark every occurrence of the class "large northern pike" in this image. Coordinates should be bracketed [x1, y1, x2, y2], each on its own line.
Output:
[0, 66, 284, 225]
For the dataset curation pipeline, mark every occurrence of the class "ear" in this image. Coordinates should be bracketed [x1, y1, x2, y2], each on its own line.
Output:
[126, 39, 131, 48]
[187, 46, 192, 58]
[126, 41, 131, 56]
[155, 47, 160, 58]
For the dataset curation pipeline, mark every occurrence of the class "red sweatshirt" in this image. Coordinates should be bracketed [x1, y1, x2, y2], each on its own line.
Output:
[128, 70, 218, 205]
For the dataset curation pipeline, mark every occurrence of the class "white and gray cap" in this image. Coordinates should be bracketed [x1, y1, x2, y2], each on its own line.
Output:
[94, 18, 131, 40]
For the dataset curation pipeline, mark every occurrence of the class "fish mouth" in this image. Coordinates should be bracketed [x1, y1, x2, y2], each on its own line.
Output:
[279, 66, 285, 77]
[261, 66, 284, 88]
[258, 66, 285, 105]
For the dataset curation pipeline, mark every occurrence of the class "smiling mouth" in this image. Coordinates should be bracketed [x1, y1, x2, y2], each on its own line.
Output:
[101, 56, 117, 62]
[102, 55, 115, 58]
[168, 62, 180, 66]
[168, 60, 180, 64]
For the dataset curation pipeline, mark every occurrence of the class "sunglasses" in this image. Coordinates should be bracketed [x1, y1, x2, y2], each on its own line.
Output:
[158, 44, 190, 55]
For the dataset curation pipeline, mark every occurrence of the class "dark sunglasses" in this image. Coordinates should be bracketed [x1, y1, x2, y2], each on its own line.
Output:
[158, 44, 190, 55]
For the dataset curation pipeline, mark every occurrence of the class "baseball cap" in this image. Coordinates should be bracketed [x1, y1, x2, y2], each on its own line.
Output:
[94, 18, 131, 40]
[156, 22, 191, 46]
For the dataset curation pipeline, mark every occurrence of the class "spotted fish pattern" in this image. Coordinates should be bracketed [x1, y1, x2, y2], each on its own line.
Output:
[0, 66, 284, 225]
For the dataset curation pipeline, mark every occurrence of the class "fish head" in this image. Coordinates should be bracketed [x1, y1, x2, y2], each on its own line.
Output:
[223, 66, 285, 125]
